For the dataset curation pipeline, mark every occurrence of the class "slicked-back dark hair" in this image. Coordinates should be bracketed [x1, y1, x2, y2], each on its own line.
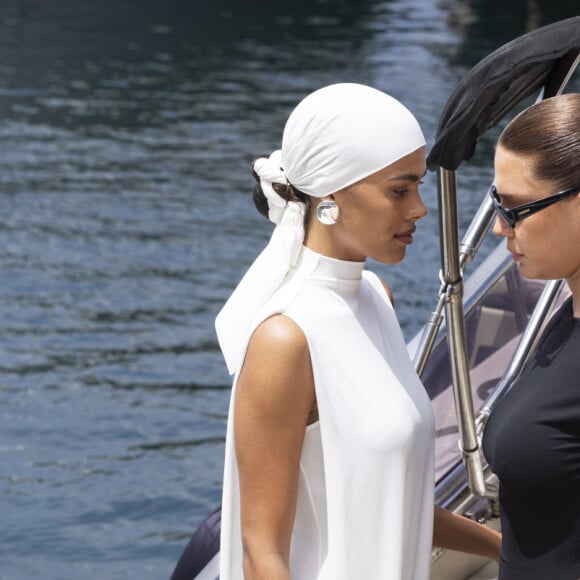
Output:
[498, 93, 580, 190]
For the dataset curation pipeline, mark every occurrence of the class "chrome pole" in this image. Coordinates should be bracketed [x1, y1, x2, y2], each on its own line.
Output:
[477, 278, 564, 434]
[459, 193, 496, 268]
[413, 286, 445, 377]
[439, 168, 487, 498]
[414, 191, 496, 376]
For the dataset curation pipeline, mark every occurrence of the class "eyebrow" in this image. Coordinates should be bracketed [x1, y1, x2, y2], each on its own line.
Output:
[496, 191, 533, 205]
[498, 193, 519, 204]
[387, 170, 427, 182]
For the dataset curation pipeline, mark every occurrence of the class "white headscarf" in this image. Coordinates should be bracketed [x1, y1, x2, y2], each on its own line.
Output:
[216, 83, 425, 374]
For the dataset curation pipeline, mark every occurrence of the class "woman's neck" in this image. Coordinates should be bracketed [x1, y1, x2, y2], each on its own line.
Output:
[304, 226, 366, 262]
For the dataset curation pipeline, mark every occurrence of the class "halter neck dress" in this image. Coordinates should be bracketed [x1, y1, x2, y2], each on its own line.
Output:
[218, 246, 435, 579]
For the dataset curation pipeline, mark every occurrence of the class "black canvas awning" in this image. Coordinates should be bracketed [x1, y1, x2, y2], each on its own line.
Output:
[427, 16, 580, 172]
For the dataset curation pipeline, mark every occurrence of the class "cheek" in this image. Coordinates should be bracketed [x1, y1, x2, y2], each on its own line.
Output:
[340, 202, 376, 230]
[524, 225, 576, 275]
[521, 209, 567, 249]
[338, 196, 399, 238]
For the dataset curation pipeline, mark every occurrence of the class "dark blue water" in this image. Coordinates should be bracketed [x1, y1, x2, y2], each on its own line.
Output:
[1, 1, 578, 578]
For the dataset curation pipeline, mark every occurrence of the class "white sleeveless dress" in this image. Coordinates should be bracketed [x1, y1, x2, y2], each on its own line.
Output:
[218, 246, 435, 579]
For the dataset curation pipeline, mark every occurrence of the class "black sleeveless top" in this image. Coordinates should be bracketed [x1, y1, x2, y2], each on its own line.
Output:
[483, 297, 580, 580]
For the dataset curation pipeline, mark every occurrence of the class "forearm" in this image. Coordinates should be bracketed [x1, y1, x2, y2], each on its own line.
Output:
[433, 505, 501, 562]
[242, 548, 291, 580]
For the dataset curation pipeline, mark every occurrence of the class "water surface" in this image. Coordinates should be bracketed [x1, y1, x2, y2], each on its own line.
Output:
[0, 1, 578, 577]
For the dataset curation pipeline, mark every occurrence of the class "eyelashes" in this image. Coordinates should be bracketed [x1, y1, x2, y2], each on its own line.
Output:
[391, 180, 424, 197]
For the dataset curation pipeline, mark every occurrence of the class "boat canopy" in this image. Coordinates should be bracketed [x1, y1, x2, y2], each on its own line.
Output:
[427, 16, 580, 172]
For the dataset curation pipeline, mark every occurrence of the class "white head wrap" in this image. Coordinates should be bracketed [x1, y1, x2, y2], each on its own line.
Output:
[216, 83, 425, 374]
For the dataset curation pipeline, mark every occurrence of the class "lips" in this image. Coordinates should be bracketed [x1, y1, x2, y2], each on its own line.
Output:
[394, 226, 416, 245]
[507, 246, 524, 262]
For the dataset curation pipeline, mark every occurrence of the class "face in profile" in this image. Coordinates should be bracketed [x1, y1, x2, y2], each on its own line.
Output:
[327, 147, 428, 264]
[493, 145, 580, 283]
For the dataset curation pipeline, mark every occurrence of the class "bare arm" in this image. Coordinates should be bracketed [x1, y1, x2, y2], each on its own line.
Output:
[433, 505, 501, 563]
[234, 314, 316, 579]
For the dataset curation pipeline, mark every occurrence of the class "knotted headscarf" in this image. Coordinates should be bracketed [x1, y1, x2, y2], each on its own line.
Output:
[216, 83, 425, 374]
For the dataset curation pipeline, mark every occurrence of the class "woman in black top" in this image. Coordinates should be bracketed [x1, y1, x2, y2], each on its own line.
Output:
[483, 93, 580, 579]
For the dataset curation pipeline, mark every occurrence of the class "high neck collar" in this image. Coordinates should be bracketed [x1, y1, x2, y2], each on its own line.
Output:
[299, 246, 365, 281]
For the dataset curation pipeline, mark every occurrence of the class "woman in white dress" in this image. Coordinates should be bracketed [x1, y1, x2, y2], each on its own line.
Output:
[215, 83, 501, 579]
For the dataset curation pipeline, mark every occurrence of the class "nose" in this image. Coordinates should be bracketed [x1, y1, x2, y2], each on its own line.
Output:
[492, 214, 514, 237]
[408, 191, 428, 221]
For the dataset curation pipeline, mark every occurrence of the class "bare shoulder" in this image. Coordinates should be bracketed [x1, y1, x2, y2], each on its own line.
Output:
[237, 313, 315, 427]
[246, 314, 309, 363]
[377, 277, 394, 306]
[239, 314, 312, 395]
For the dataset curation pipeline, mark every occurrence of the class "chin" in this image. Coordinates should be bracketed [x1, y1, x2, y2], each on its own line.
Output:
[517, 264, 551, 281]
[374, 249, 406, 265]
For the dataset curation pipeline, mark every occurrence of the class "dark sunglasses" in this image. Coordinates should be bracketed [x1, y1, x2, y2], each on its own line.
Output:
[489, 184, 580, 229]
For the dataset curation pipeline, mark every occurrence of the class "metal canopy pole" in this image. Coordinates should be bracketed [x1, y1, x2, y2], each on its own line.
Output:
[438, 168, 487, 498]
[477, 278, 564, 433]
[413, 192, 495, 377]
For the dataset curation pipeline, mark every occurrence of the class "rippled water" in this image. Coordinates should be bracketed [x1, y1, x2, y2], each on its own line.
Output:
[1, 1, 578, 577]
